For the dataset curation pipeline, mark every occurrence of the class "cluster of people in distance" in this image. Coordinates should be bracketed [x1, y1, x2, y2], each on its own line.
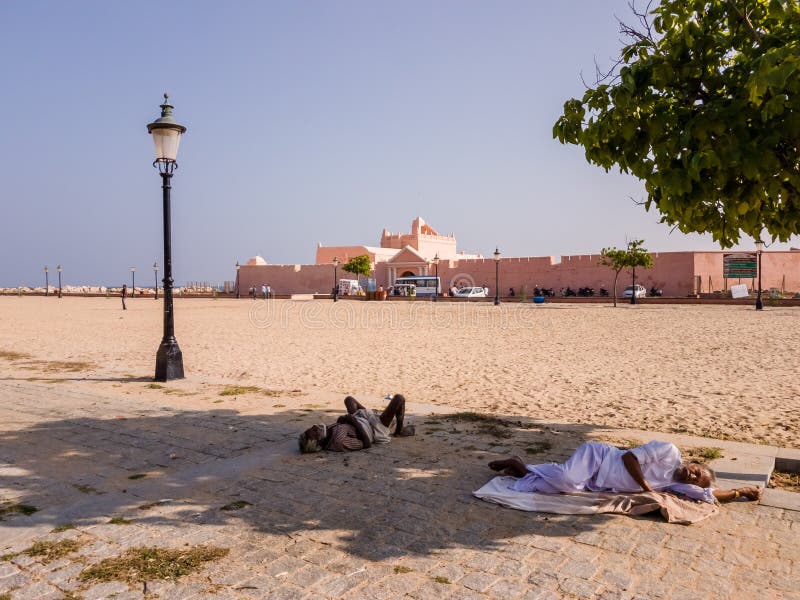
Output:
[298, 397, 762, 505]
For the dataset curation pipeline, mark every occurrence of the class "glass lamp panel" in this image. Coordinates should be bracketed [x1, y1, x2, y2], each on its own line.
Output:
[151, 128, 182, 161]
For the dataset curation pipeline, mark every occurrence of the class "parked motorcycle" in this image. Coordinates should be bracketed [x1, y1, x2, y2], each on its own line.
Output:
[649, 286, 663, 297]
[578, 287, 595, 297]
[562, 287, 577, 297]
[599, 287, 609, 297]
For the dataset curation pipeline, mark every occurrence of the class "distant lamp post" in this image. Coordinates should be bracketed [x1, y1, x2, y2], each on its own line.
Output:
[630, 264, 637, 305]
[57, 265, 62, 299]
[432, 253, 440, 302]
[131, 266, 136, 297]
[235, 261, 241, 299]
[332, 256, 340, 302]
[493, 247, 501, 306]
[44, 265, 49, 296]
[147, 93, 187, 381]
[153, 262, 159, 300]
[755, 240, 764, 310]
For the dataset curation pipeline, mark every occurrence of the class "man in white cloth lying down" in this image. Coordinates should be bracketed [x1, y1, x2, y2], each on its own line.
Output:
[488, 440, 762, 503]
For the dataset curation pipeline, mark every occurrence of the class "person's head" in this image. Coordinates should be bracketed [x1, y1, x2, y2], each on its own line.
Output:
[298, 424, 326, 453]
[674, 462, 715, 488]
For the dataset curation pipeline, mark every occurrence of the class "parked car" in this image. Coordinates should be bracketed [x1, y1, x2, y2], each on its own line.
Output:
[621, 284, 647, 298]
[453, 286, 488, 298]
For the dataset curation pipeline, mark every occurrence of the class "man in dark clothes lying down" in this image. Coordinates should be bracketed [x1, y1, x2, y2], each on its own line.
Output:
[298, 394, 415, 453]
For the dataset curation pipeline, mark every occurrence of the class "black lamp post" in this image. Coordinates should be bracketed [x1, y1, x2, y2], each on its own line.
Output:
[333, 256, 339, 302]
[493, 247, 501, 306]
[432, 253, 440, 302]
[235, 261, 241, 299]
[630, 266, 637, 305]
[131, 266, 137, 297]
[148, 93, 187, 381]
[44, 266, 49, 296]
[755, 240, 764, 310]
[153, 262, 159, 300]
[57, 265, 62, 298]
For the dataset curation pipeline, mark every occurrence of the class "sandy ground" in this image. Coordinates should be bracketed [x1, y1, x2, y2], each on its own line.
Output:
[0, 296, 798, 448]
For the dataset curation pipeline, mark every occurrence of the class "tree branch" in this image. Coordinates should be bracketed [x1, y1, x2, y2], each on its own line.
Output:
[725, 0, 761, 44]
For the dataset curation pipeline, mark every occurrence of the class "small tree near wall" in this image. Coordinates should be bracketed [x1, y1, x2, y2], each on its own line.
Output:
[600, 240, 653, 306]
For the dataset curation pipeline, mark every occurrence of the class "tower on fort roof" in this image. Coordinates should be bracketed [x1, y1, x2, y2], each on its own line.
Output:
[380, 217, 462, 259]
[315, 217, 481, 266]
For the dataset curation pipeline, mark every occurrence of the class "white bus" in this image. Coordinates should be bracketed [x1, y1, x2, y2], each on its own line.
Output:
[391, 276, 441, 297]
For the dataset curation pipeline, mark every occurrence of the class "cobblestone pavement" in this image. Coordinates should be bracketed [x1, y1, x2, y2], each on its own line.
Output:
[1, 380, 798, 599]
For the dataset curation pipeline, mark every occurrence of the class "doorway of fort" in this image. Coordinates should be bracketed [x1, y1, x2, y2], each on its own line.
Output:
[400, 271, 415, 277]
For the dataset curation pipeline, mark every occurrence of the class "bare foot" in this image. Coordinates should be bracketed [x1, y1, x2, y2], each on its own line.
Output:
[488, 456, 527, 477]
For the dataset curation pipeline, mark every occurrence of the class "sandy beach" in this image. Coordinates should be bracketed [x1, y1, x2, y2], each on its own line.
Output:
[0, 296, 797, 448]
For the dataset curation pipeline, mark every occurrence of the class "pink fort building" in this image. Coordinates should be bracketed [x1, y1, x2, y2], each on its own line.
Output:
[236, 217, 800, 297]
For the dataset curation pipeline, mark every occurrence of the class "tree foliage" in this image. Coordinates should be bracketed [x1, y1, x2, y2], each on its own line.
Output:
[342, 254, 372, 277]
[554, 0, 800, 247]
[600, 239, 654, 306]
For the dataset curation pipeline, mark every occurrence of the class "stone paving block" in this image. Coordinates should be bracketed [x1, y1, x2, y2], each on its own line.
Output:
[262, 584, 307, 599]
[663, 535, 706, 556]
[81, 581, 134, 599]
[406, 580, 457, 600]
[0, 571, 30, 593]
[558, 557, 599, 580]
[485, 577, 530, 599]
[311, 569, 369, 597]
[10, 580, 62, 599]
[42, 561, 85, 589]
[261, 554, 308, 578]
[458, 570, 499, 593]
[557, 576, 603, 599]
[526, 569, 559, 590]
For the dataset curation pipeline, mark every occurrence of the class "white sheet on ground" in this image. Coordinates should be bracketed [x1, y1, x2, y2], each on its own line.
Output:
[474, 476, 719, 524]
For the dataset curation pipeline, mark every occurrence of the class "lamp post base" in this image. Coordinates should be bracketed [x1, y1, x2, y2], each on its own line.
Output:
[756, 297, 763, 310]
[155, 337, 184, 381]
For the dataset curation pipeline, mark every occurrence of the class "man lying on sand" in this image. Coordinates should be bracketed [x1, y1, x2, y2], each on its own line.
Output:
[489, 440, 762, 503]
[298, 394, 415, 453]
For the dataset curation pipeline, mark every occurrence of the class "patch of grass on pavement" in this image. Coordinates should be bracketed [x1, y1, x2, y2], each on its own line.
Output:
[0, 502, 39, 520]
[78, 546, 229, 583]
[51, 523, 76, 533]
[219, 385, 305, 397]
[219, 385, 263, 396]
[438, 412, 514, 439]
[682, 446, 724, 463]
[1, 553, 19, 561]
[220, 500, 251, 511]
[770, 469, 800, 492]
[525, 441, 553, 455]
[108, 517, 132, 525]
[127, 473, 147, 480]
[433, 576, 451, 584]
[24, 539, 83, 564]
[0, 350, 32, 361]
[0, 593, 11, 600]
[72, 484, 101, 494]
[145, 383, 164, 389]
[394, 565, 413, 574]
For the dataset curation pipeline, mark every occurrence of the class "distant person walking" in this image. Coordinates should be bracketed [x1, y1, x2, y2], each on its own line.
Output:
[121, 284, 127, 310]
[262, 284, 267, 299]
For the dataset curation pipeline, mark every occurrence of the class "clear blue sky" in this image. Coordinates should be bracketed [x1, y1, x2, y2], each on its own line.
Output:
[1, 1, 795, 287]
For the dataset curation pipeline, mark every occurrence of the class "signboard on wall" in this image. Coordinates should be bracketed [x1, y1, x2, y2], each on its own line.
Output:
[723, 253, 757, 279]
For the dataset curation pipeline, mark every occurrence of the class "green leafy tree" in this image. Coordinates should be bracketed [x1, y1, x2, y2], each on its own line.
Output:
[342, 254, 372, 278]
[554, 0, 800, 247]
[600, 239, 654, 306]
